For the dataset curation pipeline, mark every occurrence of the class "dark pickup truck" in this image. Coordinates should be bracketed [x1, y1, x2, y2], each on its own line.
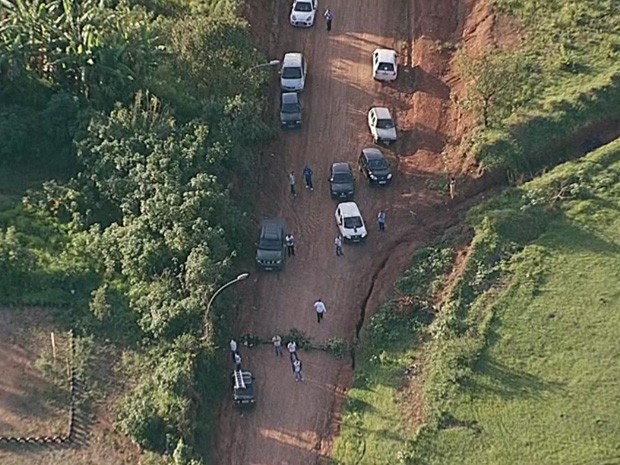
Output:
[256, 218, 287, 271]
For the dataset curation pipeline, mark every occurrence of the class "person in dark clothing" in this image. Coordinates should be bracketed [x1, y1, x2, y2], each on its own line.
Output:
[303, 165, 314, 190]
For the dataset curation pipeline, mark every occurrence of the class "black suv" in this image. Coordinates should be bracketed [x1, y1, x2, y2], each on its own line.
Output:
[232, 370, 256, 407]
[329, 162, 355, 199]
[256, 219, 286, 271]
[280, 92, 302, 129]
[358, 147, 393, 185]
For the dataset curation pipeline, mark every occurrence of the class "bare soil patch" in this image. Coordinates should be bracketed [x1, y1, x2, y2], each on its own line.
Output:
[0, 307, 140, 465]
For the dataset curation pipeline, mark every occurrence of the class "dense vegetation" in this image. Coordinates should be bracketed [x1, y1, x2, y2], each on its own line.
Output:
[458, 0, 620, 174]
[333, 139, 620, 465]
[0, 0, 271, 462]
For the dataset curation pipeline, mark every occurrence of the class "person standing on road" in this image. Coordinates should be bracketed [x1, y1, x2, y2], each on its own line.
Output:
[289, 170, 297, 197]
[378, 209, 386, 232]
[287, 340, 298, 361]
[314, 298, 327, 323]
[303, 165, 314, 190]
[234, 352, 242, 371]
[324, 8, 334, 31]
[335, 235, 343, 256]
[293, 358, 304, 382]
[449, 176, 457, 200]
[272, 334, 283, 357]
[230, 339, 239, 362]
[285, 233, 296, 256]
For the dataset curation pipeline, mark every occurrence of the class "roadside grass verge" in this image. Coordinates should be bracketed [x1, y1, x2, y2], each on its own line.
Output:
[331, 248, 454, 465]
[404, 139, 620, 464]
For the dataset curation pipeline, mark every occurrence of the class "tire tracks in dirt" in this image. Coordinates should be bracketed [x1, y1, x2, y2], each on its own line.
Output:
[213, 1, 472, 464]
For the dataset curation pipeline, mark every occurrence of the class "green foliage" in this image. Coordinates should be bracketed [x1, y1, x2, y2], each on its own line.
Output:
[462, 0, 620, 174]
[456, 48, 536, 128]
[0, 0, 270, 461]
[116, 334, 201, 452]
[326, 337, 348, 359]
[406, 140, 620, 464]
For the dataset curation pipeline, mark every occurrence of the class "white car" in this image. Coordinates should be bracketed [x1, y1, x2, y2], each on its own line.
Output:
[368, 107, 397, 145]
[280, 52, 307, 92]
[335, 202, 367, 242]
[372, 48, 398, 81]
[290, 0, 317, 27]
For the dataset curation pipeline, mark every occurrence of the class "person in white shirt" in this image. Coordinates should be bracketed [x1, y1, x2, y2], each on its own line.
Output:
[230, 339, 238, 362]
[293, 359, 304, 382]
[335, 235, 343, 256]
[272, 335, 283, 357]
[234, 352, 242, 371]
[314, 299, 327, 323]
[287, 340, 297, 362]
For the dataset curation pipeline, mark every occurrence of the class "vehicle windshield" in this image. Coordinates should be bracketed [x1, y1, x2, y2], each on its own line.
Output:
[344, 216, 363, 229]
[332, 173, 352, 183]
[369, 158, 388, 169]
[376, 118, 394, 129]
[378, 62, 395, 72]
[259, 238, 282, 250]
[294, 2, 312, 12]
[282, 103, 300, 113]
[282, 67, 302, 79]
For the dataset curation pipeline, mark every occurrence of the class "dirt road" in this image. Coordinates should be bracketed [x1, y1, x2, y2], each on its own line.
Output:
[213, 0, 469, 464]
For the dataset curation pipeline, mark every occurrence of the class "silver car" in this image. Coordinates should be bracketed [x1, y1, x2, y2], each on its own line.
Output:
[280, 52, 307, 92]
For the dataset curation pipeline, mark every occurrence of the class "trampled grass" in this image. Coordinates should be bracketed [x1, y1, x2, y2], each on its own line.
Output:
[411, 142, 620, 464]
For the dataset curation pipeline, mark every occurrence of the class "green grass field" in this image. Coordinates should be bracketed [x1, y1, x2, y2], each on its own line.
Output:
[414, 176, 620, 463]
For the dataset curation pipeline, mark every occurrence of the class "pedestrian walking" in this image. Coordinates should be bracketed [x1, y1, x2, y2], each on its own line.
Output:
[449, 176, 457, 200]
[314, 298, 327, 323]
[293, 358, 304, 382]
[285, 233, 296, 256]
[335, 235, 343, 256]
[378, 210, 386, 232]
[289, 170, 296, 197]
[272, 334, 283, 357]
[234, 352, 242, 371]
[324, 8, 334, 31]
[287, 340, 298, 361]
[303, 165, 314, 190]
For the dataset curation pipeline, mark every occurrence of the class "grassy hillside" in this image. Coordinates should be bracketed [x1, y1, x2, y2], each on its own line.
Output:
[333, 139, 620, 465]
[412, 140, 620, 464]
[466, 0, 620, 173]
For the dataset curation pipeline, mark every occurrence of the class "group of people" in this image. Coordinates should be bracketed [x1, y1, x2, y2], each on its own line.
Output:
[230, 336, 304, 382]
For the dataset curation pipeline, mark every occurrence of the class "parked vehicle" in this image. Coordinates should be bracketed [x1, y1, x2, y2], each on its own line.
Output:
[256, 219, 287, 271]
[280, 92, 302, 129]
[372, 48, 398, 81]
[280, 52, 307, 92]
[335, 202, 367, 242]
[290, 0, 317, 27]
[359, 147, 393, 185]
[329, 162, 355, 199]
[368, 107, 397, 145]
[232, 370, 256, 407]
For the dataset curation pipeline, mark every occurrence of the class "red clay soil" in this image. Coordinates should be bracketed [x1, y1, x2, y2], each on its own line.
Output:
[212, 1, 495, 464]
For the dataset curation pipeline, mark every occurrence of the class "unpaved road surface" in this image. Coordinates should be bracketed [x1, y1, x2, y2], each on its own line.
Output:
[212, 0, 472, 464]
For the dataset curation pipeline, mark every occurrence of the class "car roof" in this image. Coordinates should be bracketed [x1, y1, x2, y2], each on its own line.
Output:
[331, 162, 351, 173]
[337, 202, 362, 216]
[282, 52, 303, 67]
[261, 218, 285, 234]
[282, 92, 299, 103]
[374, 48, 397, 62]
[362, 147, 385, 160]
[371, 107, 392, 119]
